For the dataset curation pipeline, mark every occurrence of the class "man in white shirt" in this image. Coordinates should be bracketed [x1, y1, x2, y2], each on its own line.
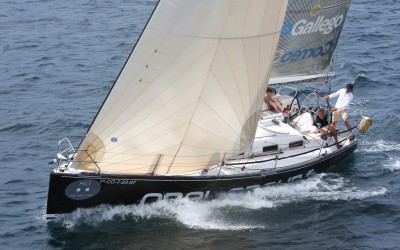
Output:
[323, 84, 354, 148]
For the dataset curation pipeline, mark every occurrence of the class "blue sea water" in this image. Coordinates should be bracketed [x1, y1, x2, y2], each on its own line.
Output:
[1, 0, 400, 249]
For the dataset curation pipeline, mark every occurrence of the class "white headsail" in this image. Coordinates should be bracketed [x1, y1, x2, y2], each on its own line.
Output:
[74, 0, 288, 175]
[270, 0, 352, 85]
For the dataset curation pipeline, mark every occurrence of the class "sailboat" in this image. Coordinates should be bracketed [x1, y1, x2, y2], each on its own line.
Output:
[46, 0, 371, 218]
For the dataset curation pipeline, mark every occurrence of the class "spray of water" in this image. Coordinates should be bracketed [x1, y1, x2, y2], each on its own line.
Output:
[358, 140, 400, 171]
[46, 174, 386, 230]
[359, 140, 400, 153]
[383, 157, 400, 171]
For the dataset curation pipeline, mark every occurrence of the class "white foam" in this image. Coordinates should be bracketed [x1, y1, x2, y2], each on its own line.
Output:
[359, 140, 400, 153]
[383, 156, 400, 171]
[56, 199, 265, 230]
[35, 205, 48, 222]
[355, 73, 365, 79]
[225, 175, 387, 203]
[53, 174, 387, 230]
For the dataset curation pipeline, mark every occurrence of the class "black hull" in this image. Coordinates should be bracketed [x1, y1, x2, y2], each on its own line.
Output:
[46, 141, 357, 217]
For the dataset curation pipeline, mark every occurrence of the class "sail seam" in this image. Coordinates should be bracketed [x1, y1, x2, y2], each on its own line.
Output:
[164, 30, 281, 41]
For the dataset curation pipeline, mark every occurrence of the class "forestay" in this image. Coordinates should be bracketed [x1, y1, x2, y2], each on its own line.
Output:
[73, 0, 288, 175]
[270, 0, 352, 85]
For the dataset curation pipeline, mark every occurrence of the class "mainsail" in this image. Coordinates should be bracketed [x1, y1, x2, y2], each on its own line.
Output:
[74, 0, 288, 175]
[270, 0, 352, 85]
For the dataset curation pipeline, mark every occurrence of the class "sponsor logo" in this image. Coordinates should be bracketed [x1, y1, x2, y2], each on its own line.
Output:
[140, 169, 317, 204]
[65, 179, 101, 200]
[280, 40, 334, 63]
[281, 15, 344, 37]
[140, 191, 210, 204]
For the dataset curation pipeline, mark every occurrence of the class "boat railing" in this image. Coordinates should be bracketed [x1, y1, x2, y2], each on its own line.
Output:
[227, 119, 363, 171]
[314, 124, 359, 157]
[291, 105, 366, 158]
[73, 149, 101, 174]
[50, 121, 363, 175]
[50, 137, 101, 174]
[273, 152, 280, 169]
[57, 137, 74, 155]
[225, 137, 351, 169]
[48, 137, 75, 170]
[317, 137, 329, 157]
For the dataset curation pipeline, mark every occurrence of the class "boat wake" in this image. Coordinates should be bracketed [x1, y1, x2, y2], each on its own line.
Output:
[358, 140, 400, 171]
[359, 140, 400, 153]
[383, 157, 400, 172]
[49, 174, 386, 230]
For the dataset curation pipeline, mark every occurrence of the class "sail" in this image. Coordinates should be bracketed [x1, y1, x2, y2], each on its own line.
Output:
[270, 0, 352, 84]
[74, 0, 288, 175]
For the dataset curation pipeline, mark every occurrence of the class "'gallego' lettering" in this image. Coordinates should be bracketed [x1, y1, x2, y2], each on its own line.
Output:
[281, 15, 344, 37]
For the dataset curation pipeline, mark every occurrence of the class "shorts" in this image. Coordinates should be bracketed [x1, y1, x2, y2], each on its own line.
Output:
[332, 109, 348, 122]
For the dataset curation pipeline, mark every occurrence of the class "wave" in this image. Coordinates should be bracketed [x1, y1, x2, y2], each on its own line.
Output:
[356, 140, 400, 175]
[358, 140, 400, 153]
[382, 156, 400, 172]
[4, 179, 25, 184]
[0, 122, 36, 133]
[49, 174, 386, 230]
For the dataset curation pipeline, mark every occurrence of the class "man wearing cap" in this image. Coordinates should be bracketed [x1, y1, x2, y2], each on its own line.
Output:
[323, 84, 354, 145]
